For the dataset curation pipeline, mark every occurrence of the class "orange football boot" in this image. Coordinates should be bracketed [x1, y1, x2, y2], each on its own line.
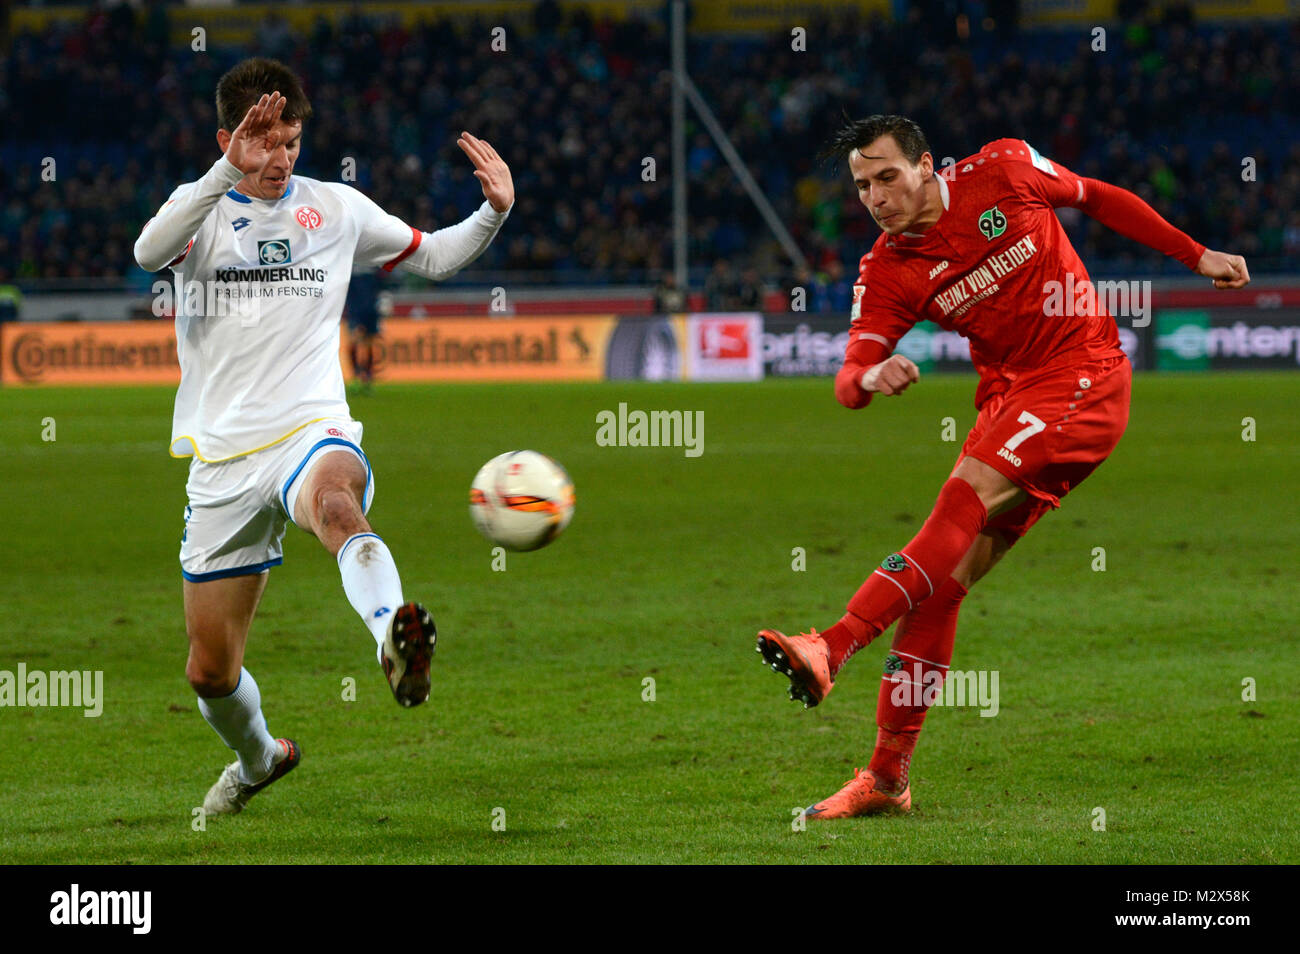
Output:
[803, 768, 911, 819]
[756, 628, 834, 708]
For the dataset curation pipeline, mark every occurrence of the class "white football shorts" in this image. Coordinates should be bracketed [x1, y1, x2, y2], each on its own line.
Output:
[179, 418, 374, 582]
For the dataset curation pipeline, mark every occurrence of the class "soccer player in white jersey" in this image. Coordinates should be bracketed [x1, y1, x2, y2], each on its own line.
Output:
[134, 58, 514, 815]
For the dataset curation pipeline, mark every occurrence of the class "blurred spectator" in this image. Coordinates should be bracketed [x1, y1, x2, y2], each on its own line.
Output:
[737, 266, 763, 309]
[705, 260, 740, 310]
[653, 271, 686, 313]
[0, 268, 22, 322]
[810, 260, 853, 314]
[791, 265, 823, 314]
[344, 267, 384, 393]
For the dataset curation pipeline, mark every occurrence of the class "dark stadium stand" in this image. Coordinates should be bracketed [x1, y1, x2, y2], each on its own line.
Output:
[1, 1, 1297, 297]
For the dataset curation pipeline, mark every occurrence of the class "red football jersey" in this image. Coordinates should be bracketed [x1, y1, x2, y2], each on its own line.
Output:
[848, 139, 1129, 408]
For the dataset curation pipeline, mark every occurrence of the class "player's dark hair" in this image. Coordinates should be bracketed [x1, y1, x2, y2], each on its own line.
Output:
[216, 57, 313, 132]
[820, 113, 930, 166]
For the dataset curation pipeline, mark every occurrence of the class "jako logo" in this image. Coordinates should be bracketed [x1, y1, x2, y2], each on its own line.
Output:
[928, 261, 950, 280]
[50, 884, 151, 934]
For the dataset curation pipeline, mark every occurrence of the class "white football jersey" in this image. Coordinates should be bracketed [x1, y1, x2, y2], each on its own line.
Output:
[140, 155, 507, 461]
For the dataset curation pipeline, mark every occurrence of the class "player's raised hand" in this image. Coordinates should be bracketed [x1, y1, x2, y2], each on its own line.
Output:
[1195, 249, 1251, 290]
[861, 354, 920, 396]
[225, 92, 287, 175]
[457, 132, 514, 213]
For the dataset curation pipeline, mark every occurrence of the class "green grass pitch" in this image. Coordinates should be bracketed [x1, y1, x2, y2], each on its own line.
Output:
[1, 373, 1297, 864]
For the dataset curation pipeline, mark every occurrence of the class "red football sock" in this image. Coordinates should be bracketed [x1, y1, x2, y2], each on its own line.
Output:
[823, 478, 986, 675]
[867, 575, 968, 791]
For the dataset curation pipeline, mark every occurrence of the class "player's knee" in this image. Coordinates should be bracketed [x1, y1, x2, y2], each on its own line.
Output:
[313, 484, 366, 534]
[954, 531, 1013, 589]
[186, 655, 238, 697]
[952, 563, 981, 591]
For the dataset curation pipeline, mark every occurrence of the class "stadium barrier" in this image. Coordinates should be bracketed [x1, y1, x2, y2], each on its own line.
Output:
[5, 307, 1300, 386]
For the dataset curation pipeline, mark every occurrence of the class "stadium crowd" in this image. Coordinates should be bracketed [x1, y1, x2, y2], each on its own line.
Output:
[2, 0, 1298, 304]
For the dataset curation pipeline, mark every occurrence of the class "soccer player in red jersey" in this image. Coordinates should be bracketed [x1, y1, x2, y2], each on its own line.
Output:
[757, 115, 1250, 818]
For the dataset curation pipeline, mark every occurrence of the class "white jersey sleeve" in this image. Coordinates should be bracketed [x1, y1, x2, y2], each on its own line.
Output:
[342, 187, 511, 280]
[135, 155, 245, 272]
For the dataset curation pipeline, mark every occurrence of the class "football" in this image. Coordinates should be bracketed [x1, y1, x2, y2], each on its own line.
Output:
[468, 450, 575, 551]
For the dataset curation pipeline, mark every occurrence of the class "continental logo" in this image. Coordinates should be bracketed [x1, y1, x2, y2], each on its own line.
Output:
[372, 328, 583, 368]
[2, 317, 614, 386]
[6, 329, 179, 383]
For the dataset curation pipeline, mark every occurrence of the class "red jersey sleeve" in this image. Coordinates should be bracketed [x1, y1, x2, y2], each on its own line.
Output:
[835, 252, 917, 409]
[997, 138, 1206, 270]
[987, 138, 1088, 208]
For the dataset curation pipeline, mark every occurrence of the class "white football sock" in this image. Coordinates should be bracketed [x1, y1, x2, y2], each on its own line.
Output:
[337, 532, 404, 661]
[197, 667, 279, 784]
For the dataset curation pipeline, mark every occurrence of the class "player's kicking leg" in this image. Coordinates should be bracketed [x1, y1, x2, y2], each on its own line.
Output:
[802, 529, 1010, 818]
[186, 573, 301, 815]
[291, 450, 436, 707]
[774, 359, 1131, 817]
[759, 459, 1023, 819]
[758, 457, 1022, 709]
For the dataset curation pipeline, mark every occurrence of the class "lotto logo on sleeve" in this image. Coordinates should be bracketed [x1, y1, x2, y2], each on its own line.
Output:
[295, 206, 323, 230]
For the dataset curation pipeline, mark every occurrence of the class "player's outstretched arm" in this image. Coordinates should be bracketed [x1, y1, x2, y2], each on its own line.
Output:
[1193, 249, 1251, 290]
[135, 94, 290, 272]
[372, 133, 514, 281]
[1069, 176, 1208, 272]
[135, 156, 244, 271]
[134, 98, 288, 273]
[456, 131, 514, 213]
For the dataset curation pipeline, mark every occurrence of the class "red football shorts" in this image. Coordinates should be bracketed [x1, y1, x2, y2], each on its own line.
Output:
[954, 354, 1132, 544]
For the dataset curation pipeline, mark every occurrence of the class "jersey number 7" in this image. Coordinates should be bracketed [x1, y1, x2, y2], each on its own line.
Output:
[1003, 411, 1047, 452]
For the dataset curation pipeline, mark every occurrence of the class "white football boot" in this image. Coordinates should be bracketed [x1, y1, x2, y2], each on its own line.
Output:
[202, 739, 301, 815]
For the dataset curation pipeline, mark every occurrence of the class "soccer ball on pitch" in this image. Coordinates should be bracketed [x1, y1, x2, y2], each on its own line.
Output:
[468, 450, 575, 551]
